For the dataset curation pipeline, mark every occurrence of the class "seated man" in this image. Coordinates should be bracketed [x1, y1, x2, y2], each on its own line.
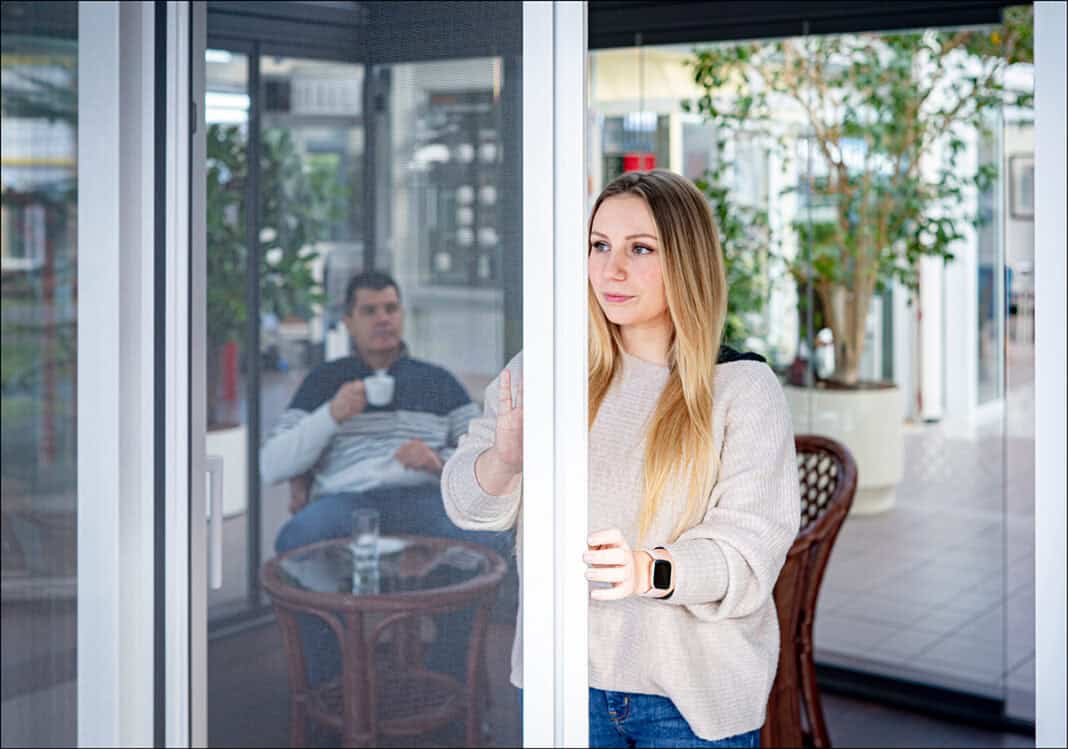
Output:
[262, 270, 506, 685]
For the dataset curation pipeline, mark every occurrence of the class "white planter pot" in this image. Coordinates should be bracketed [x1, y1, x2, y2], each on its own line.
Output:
[784, 383, 904, 515]
[205, 423, 248, 517]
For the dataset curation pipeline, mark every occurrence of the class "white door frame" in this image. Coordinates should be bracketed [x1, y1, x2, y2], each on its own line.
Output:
[522, 2, 590, 747]
[164, 1, 591, 746]
[163, 1, 196, 746]
[1033, 3, 1067, 747]
[76, 2, 158, 746]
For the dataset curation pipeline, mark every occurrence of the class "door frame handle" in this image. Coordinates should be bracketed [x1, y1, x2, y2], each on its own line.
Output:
[206, 454, 224, 590]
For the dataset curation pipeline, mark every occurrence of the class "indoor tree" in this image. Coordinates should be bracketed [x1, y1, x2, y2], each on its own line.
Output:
[684, 7, 1033, 385]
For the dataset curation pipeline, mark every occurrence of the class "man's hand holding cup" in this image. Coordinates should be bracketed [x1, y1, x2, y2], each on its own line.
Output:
[329, 380, 368, 424]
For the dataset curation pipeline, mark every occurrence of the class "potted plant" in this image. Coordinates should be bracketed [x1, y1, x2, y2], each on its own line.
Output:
[685, 9, 1032, 513]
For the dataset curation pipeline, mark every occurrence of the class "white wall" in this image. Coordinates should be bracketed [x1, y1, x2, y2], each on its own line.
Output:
[1034, 3, 1067, 747]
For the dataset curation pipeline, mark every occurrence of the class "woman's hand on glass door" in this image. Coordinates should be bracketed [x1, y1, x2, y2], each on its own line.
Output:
[494, 367, 523, 472]
[474, 367, 523, 497]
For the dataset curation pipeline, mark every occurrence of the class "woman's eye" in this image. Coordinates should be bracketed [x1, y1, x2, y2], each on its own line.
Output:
[591, 241, 609, 252]
[632, 244, 653, 255]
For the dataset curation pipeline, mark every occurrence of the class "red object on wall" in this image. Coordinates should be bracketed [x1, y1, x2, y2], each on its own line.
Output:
[222, 340, 238, 402]
[622, 152, 656, 172]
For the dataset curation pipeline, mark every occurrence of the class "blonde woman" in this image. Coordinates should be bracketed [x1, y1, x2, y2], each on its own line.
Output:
[442, 170, 800, 748]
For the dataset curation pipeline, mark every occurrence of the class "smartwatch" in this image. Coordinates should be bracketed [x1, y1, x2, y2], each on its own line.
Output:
[642, 547, 674, 599]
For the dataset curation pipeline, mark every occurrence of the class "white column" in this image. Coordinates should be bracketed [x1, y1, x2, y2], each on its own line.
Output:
[77, 2, 157, 746]
[1034, 3, 1067, 747]
[892, 280, 916, 420]
[918, 255, 944, 421]
[941, 137, 979, 436]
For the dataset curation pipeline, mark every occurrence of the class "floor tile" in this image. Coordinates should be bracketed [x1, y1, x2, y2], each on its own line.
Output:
[913, 605, 997, 634]
[917, 635, 1005, 682]
[814, 614, 900, 652]
[1007, 654, 1035, 685]
[868, 627, 949, 660]
[945, 587, 1005, 614]
[831, 593, 939, 629]
[954, 607, 1006, 644]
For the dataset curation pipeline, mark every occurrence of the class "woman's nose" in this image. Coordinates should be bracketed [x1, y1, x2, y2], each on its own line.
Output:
[602, 251, 627, 279]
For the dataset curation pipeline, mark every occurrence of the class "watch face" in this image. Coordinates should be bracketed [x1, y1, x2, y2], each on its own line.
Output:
[652, 559, 672, 590]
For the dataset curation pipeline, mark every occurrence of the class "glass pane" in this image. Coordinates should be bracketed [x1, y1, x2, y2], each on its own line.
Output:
[589, 4, 1034, 718]
[787, 18, 1033, 705]
[205, 6, 523, 748]
[589, 45, 795, 364]
[0, 3, 79, 746]
[205, 48, 250, 617]
[257, 56, 366, 605]
[1002, 6, 1036, 719]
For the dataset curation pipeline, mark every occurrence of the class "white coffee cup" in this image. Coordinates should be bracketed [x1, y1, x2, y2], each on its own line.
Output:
[364, 370, 395, 406]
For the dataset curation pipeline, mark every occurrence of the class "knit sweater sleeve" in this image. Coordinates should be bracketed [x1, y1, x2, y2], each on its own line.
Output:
[660, 364, 801, 620]
[440, 353, 523, 532]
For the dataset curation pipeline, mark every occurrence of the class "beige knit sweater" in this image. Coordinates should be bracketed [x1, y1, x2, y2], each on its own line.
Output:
[441, 348, 800, 741]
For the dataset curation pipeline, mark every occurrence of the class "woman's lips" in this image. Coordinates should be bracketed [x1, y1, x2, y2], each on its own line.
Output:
[603, 293, 634, 303]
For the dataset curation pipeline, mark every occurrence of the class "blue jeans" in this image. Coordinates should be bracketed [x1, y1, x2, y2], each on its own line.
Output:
[274, 484, 512, 687]
[588, 688, 762, 748]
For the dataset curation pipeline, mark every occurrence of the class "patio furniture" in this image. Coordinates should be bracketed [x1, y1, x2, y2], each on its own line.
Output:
[261, 535, 507, 748]
[762, 434, 858, 749]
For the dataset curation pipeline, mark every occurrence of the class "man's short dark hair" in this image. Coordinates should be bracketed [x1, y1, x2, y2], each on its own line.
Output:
[345, 271, 401, 313]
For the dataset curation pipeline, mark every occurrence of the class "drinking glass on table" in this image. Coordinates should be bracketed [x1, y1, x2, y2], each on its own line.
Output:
[351, 508, 380, 594]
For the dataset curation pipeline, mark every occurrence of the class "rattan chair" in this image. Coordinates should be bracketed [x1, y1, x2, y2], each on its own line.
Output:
[762, 434, 858, 749]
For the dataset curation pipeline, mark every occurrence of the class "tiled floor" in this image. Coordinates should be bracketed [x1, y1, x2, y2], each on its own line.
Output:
[813, 339, 1035, 720]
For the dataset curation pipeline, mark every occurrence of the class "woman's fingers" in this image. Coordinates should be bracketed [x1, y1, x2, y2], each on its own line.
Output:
[583, 529, 636, 601]
[498, 369, 524, 413]
[499, 369, 512, 410]
[590, 586, 628, 602]
[582, 547, 627, 567]
[584, 567, 625, 583]
[587, 528, 625, 548]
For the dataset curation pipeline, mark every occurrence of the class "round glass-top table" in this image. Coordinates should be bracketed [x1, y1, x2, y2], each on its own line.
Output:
[260, 535, 508, 748]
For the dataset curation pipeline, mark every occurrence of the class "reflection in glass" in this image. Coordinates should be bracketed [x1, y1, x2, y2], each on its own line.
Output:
[256, 57, 365, 613]
[1, 4, 78, 746]
[205, 49, 251, 614]
[212, 48, 523, 746]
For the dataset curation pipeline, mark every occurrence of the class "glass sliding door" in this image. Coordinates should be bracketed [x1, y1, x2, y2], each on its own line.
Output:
[204, 44, 370, 624]
[0, 4, 78, 746]
[588, 4, 1034, 723]
[204, 44, 253, 619]
[192, 3, 545, 746]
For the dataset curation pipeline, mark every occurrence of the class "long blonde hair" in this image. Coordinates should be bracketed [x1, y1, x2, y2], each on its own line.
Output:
[588, 170, 728, 543]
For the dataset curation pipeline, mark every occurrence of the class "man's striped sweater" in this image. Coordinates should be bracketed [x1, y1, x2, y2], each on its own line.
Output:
[260, 343, 479, 499]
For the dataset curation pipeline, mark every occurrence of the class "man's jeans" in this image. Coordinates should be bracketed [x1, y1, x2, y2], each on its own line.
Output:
[588, 688, 762, 748]
[274, 484, 513, 687]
